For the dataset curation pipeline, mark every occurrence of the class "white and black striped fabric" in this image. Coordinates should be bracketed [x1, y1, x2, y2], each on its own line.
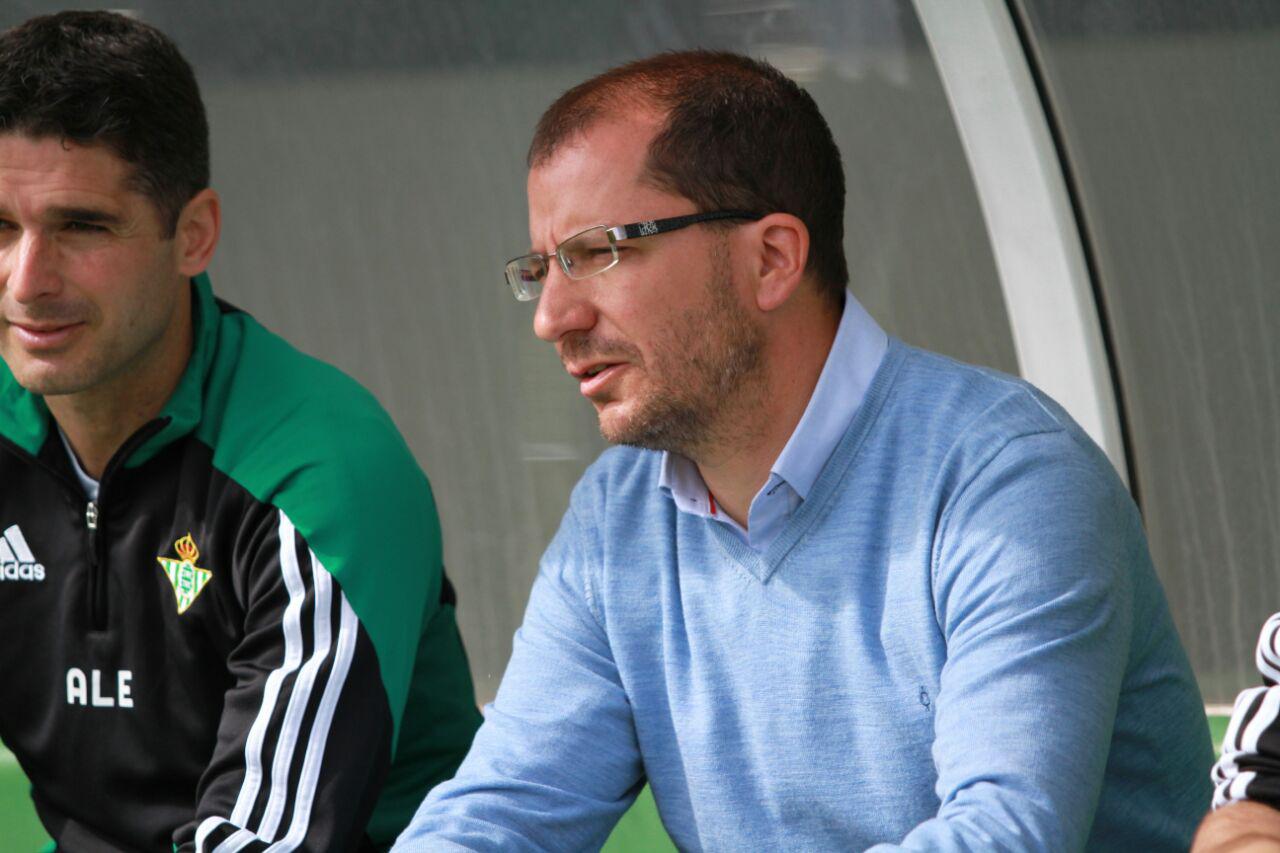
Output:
[188, 511, 387, 853]
[1213, 612, 1280, 810]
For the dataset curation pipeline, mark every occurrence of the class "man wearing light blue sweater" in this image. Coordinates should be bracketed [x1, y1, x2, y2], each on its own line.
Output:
[397, 51, 1212, 851]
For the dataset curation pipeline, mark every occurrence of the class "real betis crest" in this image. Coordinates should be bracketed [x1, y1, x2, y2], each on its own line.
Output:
[157, 533, 212, 615]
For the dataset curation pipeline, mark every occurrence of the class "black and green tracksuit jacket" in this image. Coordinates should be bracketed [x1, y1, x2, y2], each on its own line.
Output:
[0, 274, 482, 852]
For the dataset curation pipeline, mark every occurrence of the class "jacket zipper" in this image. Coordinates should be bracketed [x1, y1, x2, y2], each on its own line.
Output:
[83, 419, 170, 631]
[85, 501, 99, 556]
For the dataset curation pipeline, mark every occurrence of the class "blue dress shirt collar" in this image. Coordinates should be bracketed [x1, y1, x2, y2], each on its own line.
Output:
[659, 289, 888, 551]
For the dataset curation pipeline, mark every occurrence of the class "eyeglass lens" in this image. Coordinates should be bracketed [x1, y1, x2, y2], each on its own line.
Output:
[506, 255, 548, 301]
[505, 225, 619, 301]
[557, 226, 617, 280]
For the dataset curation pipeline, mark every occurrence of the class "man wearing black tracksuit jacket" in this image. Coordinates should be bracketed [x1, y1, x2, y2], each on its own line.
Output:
[0, 12, 481, 852]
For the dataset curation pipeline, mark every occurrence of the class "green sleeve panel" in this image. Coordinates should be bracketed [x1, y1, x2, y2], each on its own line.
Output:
[367, 601, 483, 846]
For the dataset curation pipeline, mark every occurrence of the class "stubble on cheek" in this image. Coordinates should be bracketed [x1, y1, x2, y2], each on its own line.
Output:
[602, 261, 766, 455]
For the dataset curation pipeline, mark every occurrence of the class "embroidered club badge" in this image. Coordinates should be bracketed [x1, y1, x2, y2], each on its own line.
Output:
[157, 533, 212, 615]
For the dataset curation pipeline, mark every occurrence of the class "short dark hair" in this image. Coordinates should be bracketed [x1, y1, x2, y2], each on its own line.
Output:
[0, 11, 209, 237]
[529, 51, 848, 308]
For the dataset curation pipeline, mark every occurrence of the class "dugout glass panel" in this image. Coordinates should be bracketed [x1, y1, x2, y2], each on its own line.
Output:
[1016, 0, 1280, 703]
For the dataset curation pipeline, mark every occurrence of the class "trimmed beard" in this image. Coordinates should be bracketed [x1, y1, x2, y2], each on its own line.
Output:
[606, 240, 765, 458]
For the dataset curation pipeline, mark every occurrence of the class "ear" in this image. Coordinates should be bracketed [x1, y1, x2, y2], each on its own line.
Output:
[174, 188, 221, 277]
[745, 212, 809, 313]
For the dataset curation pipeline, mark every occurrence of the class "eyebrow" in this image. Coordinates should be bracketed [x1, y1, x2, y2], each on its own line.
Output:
[0, 204, 129, 229]
[47, 206, 126, 226]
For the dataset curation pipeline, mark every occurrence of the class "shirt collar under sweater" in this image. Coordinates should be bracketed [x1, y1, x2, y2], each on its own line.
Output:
[659, 289, 888, 551]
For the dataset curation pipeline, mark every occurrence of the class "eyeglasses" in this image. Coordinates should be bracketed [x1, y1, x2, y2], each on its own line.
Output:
[504, 210, 761, 302]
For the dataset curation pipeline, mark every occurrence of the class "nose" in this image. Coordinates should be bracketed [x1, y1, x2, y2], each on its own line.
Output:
[533, 262, 597, 343]
[2, 231, 62, 303]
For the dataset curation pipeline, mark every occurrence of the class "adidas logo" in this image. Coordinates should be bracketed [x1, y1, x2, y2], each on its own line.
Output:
[0, 524, 45, 582]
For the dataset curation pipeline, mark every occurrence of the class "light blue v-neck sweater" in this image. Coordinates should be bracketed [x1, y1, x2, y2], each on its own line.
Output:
[398, 339, 1212, 852]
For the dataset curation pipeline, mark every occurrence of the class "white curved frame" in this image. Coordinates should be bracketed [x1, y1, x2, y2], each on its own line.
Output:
[913, 0, 1129, 485]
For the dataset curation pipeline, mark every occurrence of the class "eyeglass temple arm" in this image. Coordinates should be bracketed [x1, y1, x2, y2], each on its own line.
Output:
[610, 210, 762, 241]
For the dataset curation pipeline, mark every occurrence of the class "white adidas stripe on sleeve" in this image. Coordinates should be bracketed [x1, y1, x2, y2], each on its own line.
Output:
[197, 509, 361, 853]
[226, 511, 309, 831]
[1257, 613, 1280, 685]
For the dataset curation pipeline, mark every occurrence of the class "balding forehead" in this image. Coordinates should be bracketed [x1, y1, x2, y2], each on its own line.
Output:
[529, 114, 659, 191]
[528, 96, 665, 169]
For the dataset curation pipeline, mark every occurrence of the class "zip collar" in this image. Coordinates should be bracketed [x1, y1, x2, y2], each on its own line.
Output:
[0, 273, 220, 466]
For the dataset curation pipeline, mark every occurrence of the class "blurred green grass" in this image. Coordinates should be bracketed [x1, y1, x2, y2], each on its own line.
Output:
[1209, 714, 1230, 753]
[603, 785, 676, 852]
[0, 745, 50, 850]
